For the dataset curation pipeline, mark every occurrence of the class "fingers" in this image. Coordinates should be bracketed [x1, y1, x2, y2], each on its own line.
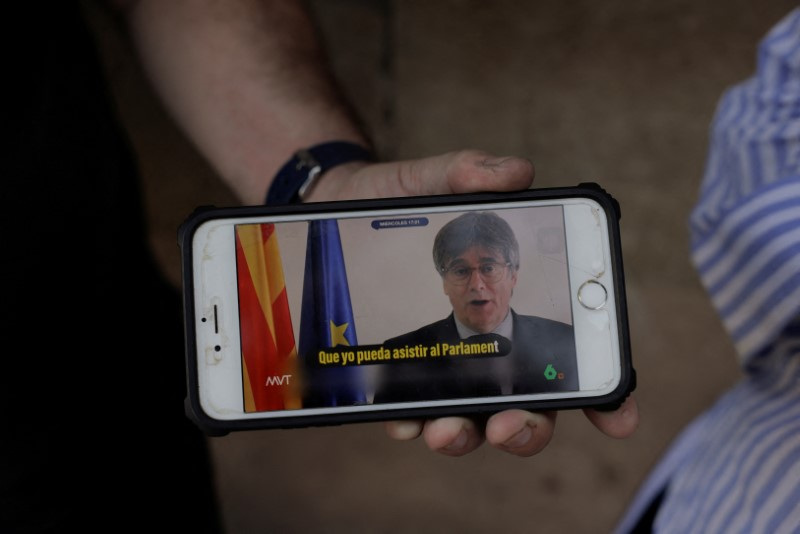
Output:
[421, 417, 485, 457]
[384, 417, 485, 457]
[384, 410, 557, 458]
[384, 419, 424, 441]
[583, 395, 639, 439]
[485, 409, 557, 457]
[385, 398, 635, 458]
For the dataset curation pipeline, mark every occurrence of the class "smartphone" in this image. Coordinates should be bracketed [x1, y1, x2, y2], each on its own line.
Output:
[180, 183, 634, 435]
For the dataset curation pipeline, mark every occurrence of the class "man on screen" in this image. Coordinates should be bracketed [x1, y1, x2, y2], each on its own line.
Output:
[374, 211, 578, 403]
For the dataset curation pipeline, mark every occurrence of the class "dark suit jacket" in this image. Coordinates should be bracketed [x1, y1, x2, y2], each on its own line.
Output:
[374, 309, 578, 403]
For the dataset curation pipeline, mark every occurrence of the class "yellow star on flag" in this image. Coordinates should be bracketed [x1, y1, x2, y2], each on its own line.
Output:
[329, 320, 351, 347]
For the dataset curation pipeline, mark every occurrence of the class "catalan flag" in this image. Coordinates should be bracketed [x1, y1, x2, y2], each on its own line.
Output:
[298, 219, 366, 407]
[235, 224, 301, 412]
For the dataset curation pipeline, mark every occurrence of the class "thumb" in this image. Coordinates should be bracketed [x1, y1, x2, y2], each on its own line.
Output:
[444, 151, 535, 194]
[394, 150, 534, 197]
[306, 150, 535, 202]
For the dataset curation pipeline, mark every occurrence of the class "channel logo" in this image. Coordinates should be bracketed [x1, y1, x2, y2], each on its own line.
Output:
[543, 364, 565, 381]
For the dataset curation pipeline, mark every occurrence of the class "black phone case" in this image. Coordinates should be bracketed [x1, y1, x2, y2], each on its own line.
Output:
[179, 183, 635, 436]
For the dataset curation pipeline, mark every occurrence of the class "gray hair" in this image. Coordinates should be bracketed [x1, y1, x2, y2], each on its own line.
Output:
[432, 211, 520, 274]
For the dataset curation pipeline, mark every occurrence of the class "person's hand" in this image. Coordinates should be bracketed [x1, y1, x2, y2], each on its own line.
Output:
[384, 396, 639, 457]
[303, 149, 535, 203]
[306, 148, 639, 457]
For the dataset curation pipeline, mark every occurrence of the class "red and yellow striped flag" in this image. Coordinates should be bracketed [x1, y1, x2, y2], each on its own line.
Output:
[235, 223, 301, 412]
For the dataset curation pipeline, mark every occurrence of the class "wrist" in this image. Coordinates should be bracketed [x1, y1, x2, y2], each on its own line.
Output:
[265, 141, 374, 205]
[301, 160, 370, 202]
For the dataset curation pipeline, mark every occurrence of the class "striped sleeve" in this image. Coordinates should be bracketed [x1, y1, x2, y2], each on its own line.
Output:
[615, 9, 800, 533]
[689, 7, 800, 366]
[652, 337, 800, 534]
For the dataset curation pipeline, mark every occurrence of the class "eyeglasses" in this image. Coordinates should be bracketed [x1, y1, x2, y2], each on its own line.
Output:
[441, 261, 511, 285]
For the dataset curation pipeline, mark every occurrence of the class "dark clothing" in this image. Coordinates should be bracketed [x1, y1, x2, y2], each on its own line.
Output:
[375, 310, 578, 403]
[3, 3, 220, 531]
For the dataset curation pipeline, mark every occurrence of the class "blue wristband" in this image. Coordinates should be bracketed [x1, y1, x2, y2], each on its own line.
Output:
[265, 141, 374, 205]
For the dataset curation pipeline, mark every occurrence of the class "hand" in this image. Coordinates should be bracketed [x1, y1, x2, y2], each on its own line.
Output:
[307, 148, 638, 457]
[384, 396, 639, 457]
[303, 149, 535, 202]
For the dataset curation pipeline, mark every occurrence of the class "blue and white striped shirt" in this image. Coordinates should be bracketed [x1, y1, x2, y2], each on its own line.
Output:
[616, 8, 800, 533]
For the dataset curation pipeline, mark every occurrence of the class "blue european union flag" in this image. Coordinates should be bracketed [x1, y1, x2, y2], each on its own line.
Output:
[298, 219, 366, 407]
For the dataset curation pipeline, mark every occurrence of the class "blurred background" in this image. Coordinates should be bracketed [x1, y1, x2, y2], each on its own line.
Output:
[84, 1, 796, 532]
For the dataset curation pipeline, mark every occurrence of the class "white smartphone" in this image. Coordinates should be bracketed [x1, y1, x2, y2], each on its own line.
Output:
[180, 184, 634, 435]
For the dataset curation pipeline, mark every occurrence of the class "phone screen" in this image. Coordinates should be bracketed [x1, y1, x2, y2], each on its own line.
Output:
[220, 201, 614, 416]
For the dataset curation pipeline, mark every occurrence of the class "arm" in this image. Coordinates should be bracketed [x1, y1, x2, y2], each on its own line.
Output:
[118, 0, 636, 455]
[118, 0, 533, 205]
[119, 0, 366, 204]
